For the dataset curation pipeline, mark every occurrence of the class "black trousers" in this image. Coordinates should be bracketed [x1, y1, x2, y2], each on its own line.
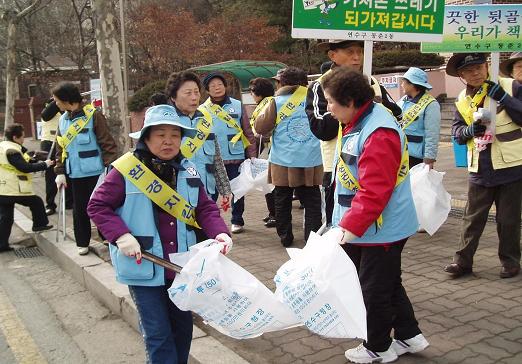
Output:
[273, 185, 322, 245]
[0, 194, 49, 248]
[40, 140, 72, 210]
[343, 239, 421, 352]
[69, 175, 100, 247]
[323, 172, 334, 225]
[408, 156, 423, 169]
[454, 180, 522, 269]
[265, 192, 275, 218]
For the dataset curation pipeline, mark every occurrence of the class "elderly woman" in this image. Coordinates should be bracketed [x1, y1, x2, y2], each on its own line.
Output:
[201, 72, 257, 234]
[254, 67, 323, 247]
[53, 82, 118, 255]
[249, 77, 277, 228]
[165, 71, 231, 204]
[398, 67, 441, 169]
[0, 124, 54, 252]
[500, 52, 522, 82]
[87, 105, 232, 363]
[322, 67, 427, 363]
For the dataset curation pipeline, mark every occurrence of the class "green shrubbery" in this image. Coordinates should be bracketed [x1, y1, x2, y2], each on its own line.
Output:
[373, 50, 445, 71]
[128, 80, 166, 112]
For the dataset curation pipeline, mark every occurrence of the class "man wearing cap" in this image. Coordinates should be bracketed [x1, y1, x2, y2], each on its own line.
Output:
[306, 39, 402, 225]
[397, 67, 441, 168]
[201, 72, 257, 234]
[271, 68, 285, 91]
[444, 53, 522, 279]
[500, 52, 522, 83]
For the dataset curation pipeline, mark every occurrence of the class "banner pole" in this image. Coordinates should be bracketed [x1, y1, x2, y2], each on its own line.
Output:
[363, 41, 373, 84]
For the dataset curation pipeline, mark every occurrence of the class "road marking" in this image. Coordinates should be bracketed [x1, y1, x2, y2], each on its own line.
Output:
[0, 285, 47, 364]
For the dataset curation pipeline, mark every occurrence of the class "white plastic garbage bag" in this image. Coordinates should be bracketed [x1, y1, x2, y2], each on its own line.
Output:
[409, 163, 451, 235]
[274, 230, 367, 340]
[168, 242, 299, 339]
[230, 158, 274, 202]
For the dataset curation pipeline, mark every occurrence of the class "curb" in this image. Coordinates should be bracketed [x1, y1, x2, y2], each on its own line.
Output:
[13, 208, 249, 364]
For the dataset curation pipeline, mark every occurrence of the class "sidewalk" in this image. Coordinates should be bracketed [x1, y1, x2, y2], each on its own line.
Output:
[13, 139, 522, 364]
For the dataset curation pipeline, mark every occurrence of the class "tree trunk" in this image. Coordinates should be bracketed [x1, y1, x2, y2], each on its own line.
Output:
[92, 0, 128, 153]
[4, 19, 18, 129]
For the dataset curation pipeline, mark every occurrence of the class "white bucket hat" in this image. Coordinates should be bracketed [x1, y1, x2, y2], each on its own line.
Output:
[129, 105, 194, 139]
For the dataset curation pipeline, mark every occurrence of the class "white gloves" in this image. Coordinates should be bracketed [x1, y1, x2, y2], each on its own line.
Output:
[55, 174, 67, 188]
[44, 159, 55, 168]
[116, 233, 142, 260]
[339, 229, 357, 245]
[215, 233, 233, 255]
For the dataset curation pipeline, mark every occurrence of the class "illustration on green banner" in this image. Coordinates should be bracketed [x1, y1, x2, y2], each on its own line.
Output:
[292, 0, 445, 43]
[421, 5, 522, 53]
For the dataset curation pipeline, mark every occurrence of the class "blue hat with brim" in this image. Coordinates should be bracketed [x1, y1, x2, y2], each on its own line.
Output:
[399, 67, 432, 90]
[129, 105, 194, 140]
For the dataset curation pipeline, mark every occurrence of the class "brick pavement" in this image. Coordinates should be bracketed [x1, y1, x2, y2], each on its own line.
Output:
[18, 138, 522, 363]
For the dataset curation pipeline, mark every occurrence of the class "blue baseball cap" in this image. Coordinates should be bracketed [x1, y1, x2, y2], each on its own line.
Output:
[399, 67, 432, 90]
[129, 105, 194, 140]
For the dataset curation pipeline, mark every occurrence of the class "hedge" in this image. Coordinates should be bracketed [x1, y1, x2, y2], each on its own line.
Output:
[128, 80, 166, 112]
[373, 50, 445, 70]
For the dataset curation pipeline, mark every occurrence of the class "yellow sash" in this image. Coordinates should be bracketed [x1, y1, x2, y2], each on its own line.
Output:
[180, 107, 214, 159]
[56, 104, 96, 162]
[317, 69, 332, 84]
[399, 93, 436, 130]
[336, 123, 409, 228]
[455, 82, 488, 126]
[112, 153, 200, 228]
[275, 86, 307, 125]
[249, 96, 274, 128]
[203, 98, 251, 147]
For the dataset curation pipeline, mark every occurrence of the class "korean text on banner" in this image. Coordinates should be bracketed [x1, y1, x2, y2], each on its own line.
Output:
[422, 4, 522, 53]
[292, 0, 445, 43]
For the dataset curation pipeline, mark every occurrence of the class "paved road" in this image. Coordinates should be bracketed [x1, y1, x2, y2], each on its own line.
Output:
[0, 227, 146, 364]
[13, 138, 522, 363]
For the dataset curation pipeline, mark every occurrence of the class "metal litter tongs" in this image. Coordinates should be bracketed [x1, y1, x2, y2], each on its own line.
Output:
[141, 251, 182, 274]
[55, 186, 66, 242]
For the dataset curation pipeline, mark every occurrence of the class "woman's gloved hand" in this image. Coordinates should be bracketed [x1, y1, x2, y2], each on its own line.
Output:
[116, 233, 142, 262]
[55, 174, 67, 188]
[215, 233, 233, 255]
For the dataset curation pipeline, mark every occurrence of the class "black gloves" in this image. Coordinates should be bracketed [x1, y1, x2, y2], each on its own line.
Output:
[485, 80, 507, 103]
[462, 120, 487, 139]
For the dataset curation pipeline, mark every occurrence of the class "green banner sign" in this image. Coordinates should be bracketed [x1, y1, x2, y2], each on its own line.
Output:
[292, 0, 445, 42]
[422, 5, 522, 53]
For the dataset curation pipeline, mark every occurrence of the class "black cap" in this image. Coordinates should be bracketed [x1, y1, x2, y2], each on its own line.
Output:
[202, 72, 227, 90]
[446, 53, 487, 77]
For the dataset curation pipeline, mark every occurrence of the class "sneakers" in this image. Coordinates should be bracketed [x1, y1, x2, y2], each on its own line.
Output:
[345, 343, 398, 363]
[264, 218, 276, 228]
[391, 334, 429, 356]
[78, 247, 89, 255]
[231, 224, 244, 234]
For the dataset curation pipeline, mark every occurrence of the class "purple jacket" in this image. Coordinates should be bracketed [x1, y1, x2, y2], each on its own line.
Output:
[87, 168, 229, 279]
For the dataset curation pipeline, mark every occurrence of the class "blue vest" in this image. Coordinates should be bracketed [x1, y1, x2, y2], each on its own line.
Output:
[398, 95, 428, 159]
[179, 110, 217, 195]
[269, 93, 322, 168]
[109, 158, 199, 287]
[59, 111, 104, 178]
[210, 97, 246, 161]
[332, 103, 418, 243]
